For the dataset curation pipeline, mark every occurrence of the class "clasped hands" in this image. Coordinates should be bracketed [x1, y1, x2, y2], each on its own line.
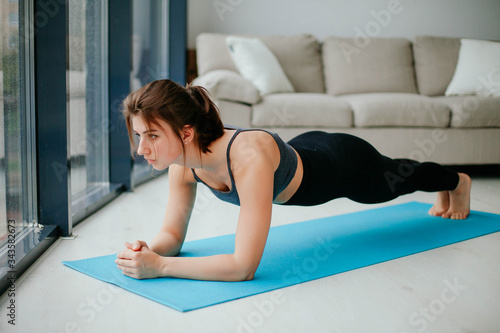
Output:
[115, 240, 164, 279]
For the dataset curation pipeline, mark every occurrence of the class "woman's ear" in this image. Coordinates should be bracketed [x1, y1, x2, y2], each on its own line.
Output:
[182, 125, 195, 144]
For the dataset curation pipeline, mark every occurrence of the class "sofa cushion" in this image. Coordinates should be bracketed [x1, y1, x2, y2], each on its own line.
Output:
[225, 36, 295, 95]
[413, 36, 461, 96]
[192, 69, 261, 105]
[433, 96, 500, 128]
[339, 93, 450, 128]
[322, 37, 417, 95]
[251, 93, 352, 128]
[196, 33, 324, 93]
[445, 39, 500, 97]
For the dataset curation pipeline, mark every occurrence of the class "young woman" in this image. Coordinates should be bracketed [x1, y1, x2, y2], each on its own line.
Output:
[115, 79, 471, 282]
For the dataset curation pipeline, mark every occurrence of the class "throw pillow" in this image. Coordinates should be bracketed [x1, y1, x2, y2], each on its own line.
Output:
[191, 69, 261, 105]
[445, 39, 500, 96]
[225, 36, 295, 95]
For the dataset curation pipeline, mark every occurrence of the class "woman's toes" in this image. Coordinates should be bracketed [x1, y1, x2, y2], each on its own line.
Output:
[428, 207, 441, 216]
[448, 211, 468, 220]
[445, 173, 471, 220]
[429, 192, 450, 217]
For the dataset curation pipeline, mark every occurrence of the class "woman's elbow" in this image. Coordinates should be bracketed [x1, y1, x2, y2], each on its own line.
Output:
[234, 264, 257, 282]
[224, 261, 257, 281]
[240, 270, 255, 282]
[229, 254, 260, 281]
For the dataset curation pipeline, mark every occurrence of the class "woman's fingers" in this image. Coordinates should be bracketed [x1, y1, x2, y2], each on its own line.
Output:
[133, 240, 149, 250]
[117, 241, 154, 280]
[115, 258, 140, 277]
[117, 266, 136, 278]
[124, 240, 149, 251]
[115, 258, 135, 268]
[124, 241, 140, 250]
[117, 247, 137, 260]
[115, 257, 145, 279]
[115, 245, 160, 280]
[121, 270, 140, 279]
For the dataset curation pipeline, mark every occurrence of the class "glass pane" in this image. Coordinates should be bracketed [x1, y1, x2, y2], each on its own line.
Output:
[131, 0, 169, 185]
[68, 0, 110, 217]
[0, 0, 25, 246]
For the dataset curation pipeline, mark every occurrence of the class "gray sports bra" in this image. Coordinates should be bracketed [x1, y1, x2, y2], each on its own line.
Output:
[191, 127, 298, 206]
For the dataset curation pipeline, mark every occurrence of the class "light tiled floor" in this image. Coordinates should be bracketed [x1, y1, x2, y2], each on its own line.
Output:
[1, 172, 499, 333]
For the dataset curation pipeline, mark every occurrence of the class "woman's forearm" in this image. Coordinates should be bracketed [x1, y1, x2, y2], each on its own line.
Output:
[159, 254, 255, 282]
[150, 230, 183, 256]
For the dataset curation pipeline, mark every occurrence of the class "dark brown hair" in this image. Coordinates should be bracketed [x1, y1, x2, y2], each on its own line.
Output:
[122, 79, 224, 157]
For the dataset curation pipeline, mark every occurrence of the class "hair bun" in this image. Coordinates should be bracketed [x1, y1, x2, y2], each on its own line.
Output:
[186, 85, 212, 114]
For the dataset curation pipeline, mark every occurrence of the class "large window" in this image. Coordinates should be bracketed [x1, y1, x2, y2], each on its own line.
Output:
[0, 0, 186, 295]
[0, 0, 39, 281]
[0, 0, 24, 248]
[0, 0, 31, 244]
[131, 0, 169, 186]
[68, 0, 112, 223]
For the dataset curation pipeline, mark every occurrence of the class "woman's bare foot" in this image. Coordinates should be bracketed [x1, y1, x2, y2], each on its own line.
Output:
[442, 173, 471, 220]
[428, 191, 450, 217]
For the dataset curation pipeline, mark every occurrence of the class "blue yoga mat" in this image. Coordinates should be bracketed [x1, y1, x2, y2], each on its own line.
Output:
[62, 202, 500, 312]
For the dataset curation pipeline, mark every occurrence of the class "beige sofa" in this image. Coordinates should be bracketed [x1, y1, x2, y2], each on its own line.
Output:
[193, 33, 500, 165]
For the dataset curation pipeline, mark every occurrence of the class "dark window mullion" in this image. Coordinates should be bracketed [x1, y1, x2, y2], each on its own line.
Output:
[168, 0, 187, 86]
[108, 0, 132, 191]
[34, 0, 71, 236]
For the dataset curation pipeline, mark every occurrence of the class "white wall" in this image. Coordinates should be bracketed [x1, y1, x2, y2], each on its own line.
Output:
[188, 0, 500, 48]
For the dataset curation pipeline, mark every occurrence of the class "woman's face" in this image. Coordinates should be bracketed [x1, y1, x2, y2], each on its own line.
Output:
[131, 115, 184, 170]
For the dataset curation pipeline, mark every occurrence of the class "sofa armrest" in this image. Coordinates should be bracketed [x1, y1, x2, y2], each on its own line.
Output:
[192, 69, 261, 105]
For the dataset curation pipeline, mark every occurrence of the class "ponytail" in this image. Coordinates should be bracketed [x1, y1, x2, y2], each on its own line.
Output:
[122, 79, 225, 155]
[185, 84, 225, 153]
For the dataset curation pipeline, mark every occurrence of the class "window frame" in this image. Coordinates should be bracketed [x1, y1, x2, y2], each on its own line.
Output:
[0, 0, 187, 295]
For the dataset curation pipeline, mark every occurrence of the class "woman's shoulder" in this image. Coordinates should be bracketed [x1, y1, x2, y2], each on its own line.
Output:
[232, 128, 278, 146]
[169, 164, 197, 185]
[229, 130, 280, 170]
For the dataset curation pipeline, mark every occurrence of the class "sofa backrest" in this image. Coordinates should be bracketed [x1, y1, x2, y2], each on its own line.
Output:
[322, 37, 418, 96]
[412, 36, 461, 96]
[196, 33, 325, 93]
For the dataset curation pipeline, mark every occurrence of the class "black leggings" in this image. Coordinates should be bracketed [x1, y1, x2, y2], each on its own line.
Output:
[284, 132, 459, 206]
